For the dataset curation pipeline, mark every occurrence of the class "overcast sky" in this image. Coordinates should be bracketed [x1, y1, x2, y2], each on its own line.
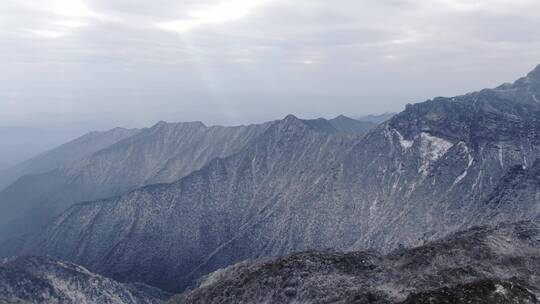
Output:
[1, 0, 540, 132]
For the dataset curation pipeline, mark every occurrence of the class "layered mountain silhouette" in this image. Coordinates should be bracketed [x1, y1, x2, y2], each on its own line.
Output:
[170, 221, 540, 303]
[2, 115, 367, 291]
[0, 116, 373, 242]
[0, 121, 273, 241]
[2, 65, 540, 295]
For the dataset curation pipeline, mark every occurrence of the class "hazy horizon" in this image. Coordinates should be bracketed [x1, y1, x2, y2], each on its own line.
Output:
[1, 0, 540, 166]
[0, 111, 394, 169]
[2, 1, 540, 127]
[2, 2, 540, 301]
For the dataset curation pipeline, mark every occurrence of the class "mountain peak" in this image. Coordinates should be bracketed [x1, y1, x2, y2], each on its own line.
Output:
[154, 120, 169, 127]
[527, 64, 540, 80]
[332, 114, 353, 121]
[151, 120, 206, 130]
[283, 114, 301, 122]
[276, 114, 338, 134]
[278, 114, 372, 134]
[278, 114, 310, 129]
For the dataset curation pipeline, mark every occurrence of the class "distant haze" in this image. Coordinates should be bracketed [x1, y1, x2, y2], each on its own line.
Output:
[0, 126, 92, 169]
[1, 0, 539, 164]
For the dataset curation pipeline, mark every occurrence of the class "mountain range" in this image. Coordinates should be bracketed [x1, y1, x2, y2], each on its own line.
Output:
[0, 121, 270, 241]
[0, 65, 539, 303]
[2, 65, 539, 295]
[0, 116, 375, 243]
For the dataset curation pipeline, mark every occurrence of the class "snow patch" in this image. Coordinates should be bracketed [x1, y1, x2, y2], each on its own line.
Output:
[498, 145, 504, 169]
[369, 198, 378, 214]
[419, 132, 454, 176]
[494, 284, 507, 295]
[472, 170, 482, 191]
[200, 266, 235, 288]
[394, 130, 414, 150]
[452, 143, 473, 186]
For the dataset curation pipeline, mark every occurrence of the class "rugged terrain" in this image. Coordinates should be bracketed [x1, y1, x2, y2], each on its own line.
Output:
[0, 256, 169, 304]
[3, 115, 366, 291]
[3, 66, 540, 293]
[170, 221, 540, 304]
[0, 121, 271, 241]
[0, 115, 372, 243]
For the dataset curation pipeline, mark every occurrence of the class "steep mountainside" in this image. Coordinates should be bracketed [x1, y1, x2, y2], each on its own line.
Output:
[0, 121, 271, 241]
[475, 161, 540, 225]
[0, 127, 139, 190]
[170, 221, 540, 304]
[348, 64, 540, 250]
[3, 116, 364, 292]
[5, 66, 540, 293]
[0, 256, 169, 304]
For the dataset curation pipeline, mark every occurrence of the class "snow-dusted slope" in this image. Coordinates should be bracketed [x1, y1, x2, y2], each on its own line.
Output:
[347, 64, 540, 250]
[0, 256, 169, 304]
[0, 121, 271, 241]
[474, 161, 540, 225]
[170, 221, 540, 304]
[4, 115, 363, 292]
[5, 66, 540, 293]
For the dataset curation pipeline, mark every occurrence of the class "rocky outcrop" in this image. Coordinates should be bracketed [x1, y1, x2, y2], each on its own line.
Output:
[0, 256, 169, 304]
[401, 280, 538, 304]
[169, 221, 540, 304]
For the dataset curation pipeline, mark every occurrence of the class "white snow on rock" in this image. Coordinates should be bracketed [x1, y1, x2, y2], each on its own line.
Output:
[452, 143, 474, 186]
[419, 132, 453, 176]
[393, 129, 414, 150]
[0, 257, 169, 304]
[494, 284, 508, 295]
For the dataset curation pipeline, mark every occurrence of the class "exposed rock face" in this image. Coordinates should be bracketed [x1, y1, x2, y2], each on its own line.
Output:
[4, 66, 540, 293]
[401, 280, 538, 304]
[0, 121, 271, 241]
[343, 64, 540, 250]
[476, 161, 540, 225]
[0, 256, 169, 304]
[169, 221, 540, 304]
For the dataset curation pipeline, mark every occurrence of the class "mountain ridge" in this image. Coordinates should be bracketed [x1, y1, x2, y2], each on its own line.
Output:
[4, 65, 540, 293]
[0, 120, 272, 241]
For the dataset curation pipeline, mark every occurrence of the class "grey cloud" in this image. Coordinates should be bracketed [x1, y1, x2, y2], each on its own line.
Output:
[0, 0, 539, 132]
